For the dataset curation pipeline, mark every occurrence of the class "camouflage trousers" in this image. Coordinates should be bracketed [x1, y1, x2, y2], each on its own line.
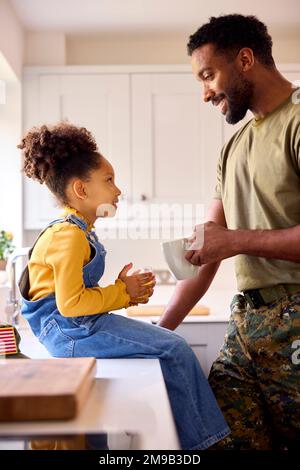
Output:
[209, 292, 300, 450]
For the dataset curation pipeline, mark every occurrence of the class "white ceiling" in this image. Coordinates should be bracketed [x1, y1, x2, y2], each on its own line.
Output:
[11, 0, 300, 34]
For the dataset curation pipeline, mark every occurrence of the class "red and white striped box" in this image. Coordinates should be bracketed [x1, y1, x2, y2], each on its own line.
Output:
[0, 326, 18, 356]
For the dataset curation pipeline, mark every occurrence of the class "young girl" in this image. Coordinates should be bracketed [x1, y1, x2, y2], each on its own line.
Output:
[18, 122, 229, 450]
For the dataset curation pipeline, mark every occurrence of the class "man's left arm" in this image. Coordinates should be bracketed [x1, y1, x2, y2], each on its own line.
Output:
[186, 222, 300, 265]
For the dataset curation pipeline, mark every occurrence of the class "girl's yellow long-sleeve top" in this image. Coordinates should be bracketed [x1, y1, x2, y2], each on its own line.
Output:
[28, 208, 131, 317]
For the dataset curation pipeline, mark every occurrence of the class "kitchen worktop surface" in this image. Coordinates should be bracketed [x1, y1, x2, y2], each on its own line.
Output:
[0, 358, 179, 450]
[128, 286, 234, 323]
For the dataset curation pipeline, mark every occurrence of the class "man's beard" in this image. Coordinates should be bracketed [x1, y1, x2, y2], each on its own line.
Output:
[223, 74, 254, 124]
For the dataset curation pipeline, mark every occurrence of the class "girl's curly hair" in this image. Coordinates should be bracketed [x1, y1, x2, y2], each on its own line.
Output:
[18, 122, 102, 205]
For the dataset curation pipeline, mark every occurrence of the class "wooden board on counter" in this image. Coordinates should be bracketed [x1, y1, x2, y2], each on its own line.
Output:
[127, 305, 209, 316]
[0, 357, 96, 422]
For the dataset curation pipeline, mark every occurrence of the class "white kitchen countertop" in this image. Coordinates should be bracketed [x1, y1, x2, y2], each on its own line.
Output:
[5, 320, 180, 449]
[127, 286, 234, 323]
[0, 328, 179, 450]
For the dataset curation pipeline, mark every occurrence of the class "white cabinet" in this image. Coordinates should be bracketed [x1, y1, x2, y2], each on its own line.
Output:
[148, 317, 228, 377]
[23, 72, 130, 229]
[131, 74, 223, 208]
[175, 321, 228, 377]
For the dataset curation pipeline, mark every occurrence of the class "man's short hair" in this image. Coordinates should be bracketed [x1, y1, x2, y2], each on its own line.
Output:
[187, 14, 275, 67]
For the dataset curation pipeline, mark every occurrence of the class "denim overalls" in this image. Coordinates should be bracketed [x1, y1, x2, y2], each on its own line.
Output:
[19, 214, 230, 450]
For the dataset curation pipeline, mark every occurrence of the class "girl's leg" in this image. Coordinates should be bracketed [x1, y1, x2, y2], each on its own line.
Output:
[72, 313, 230, 450]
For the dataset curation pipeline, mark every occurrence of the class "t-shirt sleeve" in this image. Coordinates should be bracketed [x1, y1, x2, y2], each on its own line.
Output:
[214, 150, 223, 200]
[45, 224, 131, 317]
[289, 95, 300, 170]
[293, 120, 300, 170]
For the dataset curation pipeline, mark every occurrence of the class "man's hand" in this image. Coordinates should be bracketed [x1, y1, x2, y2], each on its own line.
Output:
[185, 221, 236, 266]
[158, 200, 226, 330]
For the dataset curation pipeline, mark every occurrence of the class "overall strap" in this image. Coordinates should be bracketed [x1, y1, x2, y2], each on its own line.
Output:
[65, 214, 101, 245]
[18, 216, 68, 298]
[27, 217, 68, 261]
[19, 214, 99, 298]
[64, 213, 89, 232]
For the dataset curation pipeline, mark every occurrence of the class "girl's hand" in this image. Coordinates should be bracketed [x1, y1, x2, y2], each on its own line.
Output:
[118, 263, 156, 303]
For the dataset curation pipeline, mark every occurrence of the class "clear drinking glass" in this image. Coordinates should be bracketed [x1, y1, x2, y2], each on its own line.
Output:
[140, 266, 153, 274]
[139, 266, 154, 299]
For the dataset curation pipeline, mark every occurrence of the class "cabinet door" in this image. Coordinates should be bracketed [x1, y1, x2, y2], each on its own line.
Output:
[131, 74, 223, 212]
[23, 74, 130, 229]
[175, 322, 228, 377]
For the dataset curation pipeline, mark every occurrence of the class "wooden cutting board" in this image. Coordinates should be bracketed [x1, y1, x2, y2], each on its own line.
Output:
[126, 305, 209, 316]
[0, 357, 96, 422]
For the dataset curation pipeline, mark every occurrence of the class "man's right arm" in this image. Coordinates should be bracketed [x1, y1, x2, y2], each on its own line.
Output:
[158, 199, 226, 330]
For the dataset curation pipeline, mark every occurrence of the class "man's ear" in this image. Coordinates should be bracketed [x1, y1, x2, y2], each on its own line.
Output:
[237, 47, 255, 72]
[72, 179, 87, 200]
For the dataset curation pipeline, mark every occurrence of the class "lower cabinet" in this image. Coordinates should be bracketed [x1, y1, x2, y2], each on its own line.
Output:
[175, 321, 229, 377]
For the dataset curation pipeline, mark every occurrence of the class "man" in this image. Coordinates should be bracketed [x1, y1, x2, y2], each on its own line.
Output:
[159, 14, 300, 449]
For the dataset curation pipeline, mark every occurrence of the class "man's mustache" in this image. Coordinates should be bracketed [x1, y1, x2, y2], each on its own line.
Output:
[211, 93, 227, 106]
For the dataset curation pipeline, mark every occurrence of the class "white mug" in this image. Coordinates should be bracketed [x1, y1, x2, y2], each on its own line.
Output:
[161, 238, 199, 280]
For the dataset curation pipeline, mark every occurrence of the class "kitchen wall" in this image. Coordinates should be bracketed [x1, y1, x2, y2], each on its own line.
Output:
[67, 31, 300, 65]
[25, 31, 66, 65]
[0, 0, 24, 320]
[0, 67, 22, 248]
[0, 0, 24, 247]
[24, 29, 300, 66]
[0, 0, 24, 79]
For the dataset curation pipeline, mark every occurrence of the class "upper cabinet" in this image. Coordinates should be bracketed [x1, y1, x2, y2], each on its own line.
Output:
[131, 73, 222, 208]
[23, 72, 130, 229]
[22, 65, 300, 230]
[40, 74, 131, 197]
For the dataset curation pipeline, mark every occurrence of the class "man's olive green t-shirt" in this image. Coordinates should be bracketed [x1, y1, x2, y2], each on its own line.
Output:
[214, 91, 300, 291]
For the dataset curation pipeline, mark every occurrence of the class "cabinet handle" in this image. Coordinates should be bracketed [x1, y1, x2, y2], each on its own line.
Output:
[141, 194, 147, 201]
